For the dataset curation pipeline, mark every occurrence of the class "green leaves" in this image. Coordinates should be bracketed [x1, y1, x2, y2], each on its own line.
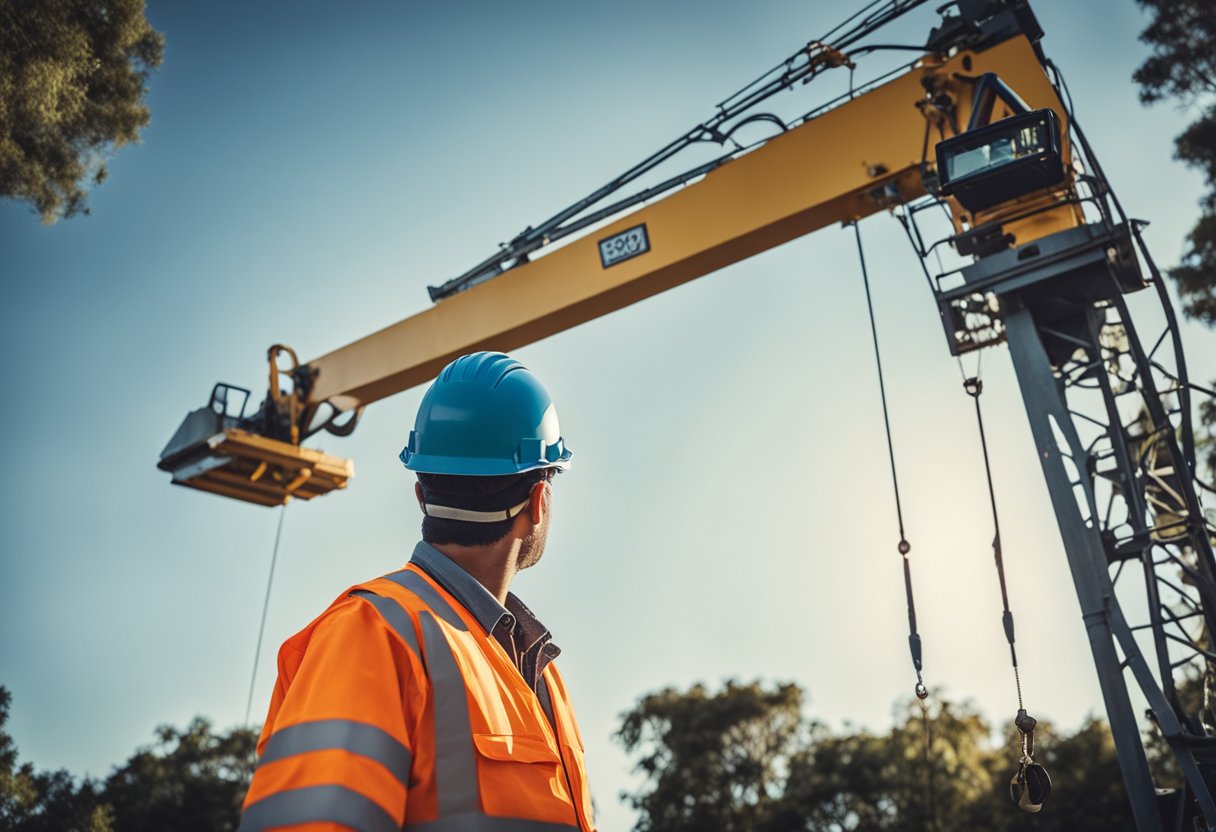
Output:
[0, 687, 114, 832]
[0, 686, 255, 832]
[1136, 0, 1216, 480]
[615, 681, 807, 832]
[616, 680, 1136, 832]
[102, 717, 256, 832]
[1133, 0, 1216, 104]
[0, 0, 164, 223]
[1170, 109, 1216, 328]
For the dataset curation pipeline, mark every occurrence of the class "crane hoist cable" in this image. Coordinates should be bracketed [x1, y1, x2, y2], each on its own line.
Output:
[893, 193, 1051, 813]
[855, 214, 1052, 815]
[245, 504, 287, 726]
[850, 221, 927, 700]
[850, 222, 940, 830]
[957, 362, 1051, 813]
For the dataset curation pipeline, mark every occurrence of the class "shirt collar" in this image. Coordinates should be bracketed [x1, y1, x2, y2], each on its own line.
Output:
[408, 540, 556, 656]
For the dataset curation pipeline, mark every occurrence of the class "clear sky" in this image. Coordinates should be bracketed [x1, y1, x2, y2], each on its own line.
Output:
[2, 1, 1214, 829]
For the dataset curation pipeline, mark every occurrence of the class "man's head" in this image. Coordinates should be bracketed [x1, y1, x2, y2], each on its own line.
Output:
[414, 468, 556, 567]
[400, 352, 570, 564]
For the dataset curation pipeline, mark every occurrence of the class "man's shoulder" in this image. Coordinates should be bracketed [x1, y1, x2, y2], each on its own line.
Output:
[280, 563, 468, 668]
[270, 572, 430, 721]
[280, 593, 361, 655]
[283, 570, 411, 651]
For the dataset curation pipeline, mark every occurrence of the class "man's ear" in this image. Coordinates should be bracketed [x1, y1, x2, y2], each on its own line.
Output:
[414, 481, 426, 511]
[528, 479, 549, 525]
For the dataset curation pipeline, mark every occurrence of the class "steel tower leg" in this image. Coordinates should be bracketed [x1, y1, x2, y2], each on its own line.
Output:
[1005, 303, 1166, 831]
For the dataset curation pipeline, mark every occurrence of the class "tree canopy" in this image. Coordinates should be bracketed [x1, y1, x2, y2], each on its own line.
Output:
[0, 0, 163, 223]
[0, 686, 254, 832]
[1135, 0, 1216, 326]
[616, 680, 807, 831]
[0, 687, 113, 832]
[0, 677, 1173, 831]
[101, 717, 255, 832]
[1134, 0, 1216, 480]
[616, 679, 1137, 832]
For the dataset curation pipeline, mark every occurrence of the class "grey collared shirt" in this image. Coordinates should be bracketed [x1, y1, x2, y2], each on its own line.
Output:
[409, 541, 561, 691]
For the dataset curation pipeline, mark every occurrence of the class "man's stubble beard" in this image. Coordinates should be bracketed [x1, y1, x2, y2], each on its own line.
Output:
[517, 512, 551, 571]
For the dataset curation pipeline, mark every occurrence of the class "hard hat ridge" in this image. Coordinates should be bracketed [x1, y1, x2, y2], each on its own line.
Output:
[442, 351, 525, 387]
[400, 351, 572, 476]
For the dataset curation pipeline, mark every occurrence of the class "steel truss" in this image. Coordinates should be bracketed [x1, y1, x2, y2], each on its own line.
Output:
[901, 76, 1216, 832]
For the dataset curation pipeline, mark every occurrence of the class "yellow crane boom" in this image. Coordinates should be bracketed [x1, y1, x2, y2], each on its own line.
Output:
[159, 31, 1078, 507]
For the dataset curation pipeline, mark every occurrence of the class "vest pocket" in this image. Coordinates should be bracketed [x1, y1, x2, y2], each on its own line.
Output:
[472, 733, 578, 824]
[472, 732, 561, 765]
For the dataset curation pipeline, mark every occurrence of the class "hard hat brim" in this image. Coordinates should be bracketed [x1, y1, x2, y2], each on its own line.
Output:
[401, 447, 572, 477]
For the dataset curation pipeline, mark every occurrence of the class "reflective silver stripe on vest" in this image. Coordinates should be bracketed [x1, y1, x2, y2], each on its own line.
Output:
[351, 588, 422, 655]
[420, 610, 480, 816]
[384, 569, 469, 630]
[396, 572, 581, 832]
[238, 784, 399, 832]
[258, 718, 412, 787]
[405, 813, 579, 831]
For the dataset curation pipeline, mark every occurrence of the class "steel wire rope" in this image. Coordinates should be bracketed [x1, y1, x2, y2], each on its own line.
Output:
[850, 222, 940, 829]
[718, 0, 929, 113]
[956, 358, 1028, 712]
[850, 222, 928, 699]
[435, 0, 937, 299]
[955, 361, 1055, 811]
[245, 504, 287, 726]
[819, 0, 892, 46]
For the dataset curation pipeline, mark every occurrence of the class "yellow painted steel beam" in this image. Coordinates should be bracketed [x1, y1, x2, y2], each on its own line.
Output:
[304, 35, 1079, 413]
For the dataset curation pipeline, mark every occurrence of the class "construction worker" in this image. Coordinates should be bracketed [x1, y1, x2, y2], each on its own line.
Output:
[239, 351, 595, 831]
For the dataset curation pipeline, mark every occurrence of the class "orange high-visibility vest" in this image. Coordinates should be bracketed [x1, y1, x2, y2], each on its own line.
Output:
[240, 563, 597, 831]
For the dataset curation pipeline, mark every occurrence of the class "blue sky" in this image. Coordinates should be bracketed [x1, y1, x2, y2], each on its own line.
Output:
[2, 1, 1214, 829]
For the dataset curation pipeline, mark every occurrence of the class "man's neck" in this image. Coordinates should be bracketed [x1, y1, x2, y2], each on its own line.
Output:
[428, 539, 522, 604]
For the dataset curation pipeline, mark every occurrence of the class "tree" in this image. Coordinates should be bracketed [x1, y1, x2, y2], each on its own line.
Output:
[1135, 0, 1216, 326]
[1135, 0, 1216, 478]
[0, 685, 255, 832]
[616, 679, 1140, 832]
[0, 686, 112, 832]
[0, 0, 164, 223]
[615, 680, 809, 832]
[102, 717, 257, 832]
[781, 696, 1019, 832]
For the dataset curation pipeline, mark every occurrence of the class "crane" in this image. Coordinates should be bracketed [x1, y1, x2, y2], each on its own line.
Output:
[158, 1, 1216, 828]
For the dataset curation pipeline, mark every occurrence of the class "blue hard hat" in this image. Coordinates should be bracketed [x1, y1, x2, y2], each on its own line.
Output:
[400, 352, 572, 476]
